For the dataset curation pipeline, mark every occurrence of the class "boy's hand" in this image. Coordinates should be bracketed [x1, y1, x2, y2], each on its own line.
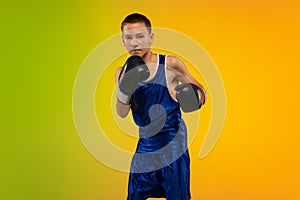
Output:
[117, 56, 150, 105]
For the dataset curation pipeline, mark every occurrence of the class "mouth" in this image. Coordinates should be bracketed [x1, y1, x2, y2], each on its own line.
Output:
[130, 49, 142, 54]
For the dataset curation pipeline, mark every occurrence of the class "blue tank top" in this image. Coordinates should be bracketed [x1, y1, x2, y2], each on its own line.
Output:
[131, 54, 187, 153]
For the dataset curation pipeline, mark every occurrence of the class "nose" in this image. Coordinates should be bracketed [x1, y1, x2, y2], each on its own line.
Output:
[130, 37, 138, 47]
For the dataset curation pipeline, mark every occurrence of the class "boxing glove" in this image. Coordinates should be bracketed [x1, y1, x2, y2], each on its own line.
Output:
[117, 55, 150, 104]
[175, 83, 205, 112]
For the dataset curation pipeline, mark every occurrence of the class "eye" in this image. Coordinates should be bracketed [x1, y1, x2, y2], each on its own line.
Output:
[136, 35, 145, 39]
[124, 36, 132, 40]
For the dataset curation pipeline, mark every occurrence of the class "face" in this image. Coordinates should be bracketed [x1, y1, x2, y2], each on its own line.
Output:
[122, 22, 154, 57]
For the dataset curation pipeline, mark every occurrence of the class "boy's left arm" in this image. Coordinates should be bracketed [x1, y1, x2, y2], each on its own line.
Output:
[167, 56, 206, 105]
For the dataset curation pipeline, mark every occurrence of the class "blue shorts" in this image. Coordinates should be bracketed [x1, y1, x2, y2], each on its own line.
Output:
[127, 151, 191, 200]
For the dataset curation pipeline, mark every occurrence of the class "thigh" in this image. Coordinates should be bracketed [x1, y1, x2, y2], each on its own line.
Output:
[161, 151, 191, 200]
[127, 171, 165, 200]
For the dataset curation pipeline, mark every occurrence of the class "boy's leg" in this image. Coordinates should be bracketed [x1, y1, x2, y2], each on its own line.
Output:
[161, 151, 191, 200]
[127, 171, 166, 200]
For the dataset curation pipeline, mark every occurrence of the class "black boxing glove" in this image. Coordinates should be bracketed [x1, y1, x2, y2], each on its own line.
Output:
[175, 83, 206, 112]
[117, 56, 150, 104]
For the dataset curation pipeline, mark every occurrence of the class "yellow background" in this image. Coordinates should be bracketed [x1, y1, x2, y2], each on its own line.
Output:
[1, 0, 300, 199]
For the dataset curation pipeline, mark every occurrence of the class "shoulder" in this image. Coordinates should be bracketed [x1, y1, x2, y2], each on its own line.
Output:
[115, 67, 123, 84]
[116, 67, 122, 74]
[166, 55, 181, 67]
[166, 55, 187, 72]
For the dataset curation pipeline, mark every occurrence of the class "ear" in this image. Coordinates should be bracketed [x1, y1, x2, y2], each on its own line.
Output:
[150, 32, 154, 44]
[121, 34, 125, 46]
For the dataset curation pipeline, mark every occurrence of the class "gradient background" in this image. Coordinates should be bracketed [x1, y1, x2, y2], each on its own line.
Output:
[1, 0, 300, 199]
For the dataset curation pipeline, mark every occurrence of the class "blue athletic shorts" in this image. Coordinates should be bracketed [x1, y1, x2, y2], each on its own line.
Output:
[127, 151, 191, 200]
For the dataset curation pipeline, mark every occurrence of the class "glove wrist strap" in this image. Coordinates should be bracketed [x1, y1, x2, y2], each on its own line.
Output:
[117, 88, 131, 105]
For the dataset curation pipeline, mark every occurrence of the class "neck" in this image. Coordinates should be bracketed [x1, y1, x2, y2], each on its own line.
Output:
[141, 50, 156, 64]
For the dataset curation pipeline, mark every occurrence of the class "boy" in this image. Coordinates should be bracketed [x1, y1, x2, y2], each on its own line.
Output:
[115, 13, 206, 200]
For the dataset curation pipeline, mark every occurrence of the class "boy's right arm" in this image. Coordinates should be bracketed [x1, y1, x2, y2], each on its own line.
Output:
[115, 67, 131, 118]
[115, 56, 150, 118]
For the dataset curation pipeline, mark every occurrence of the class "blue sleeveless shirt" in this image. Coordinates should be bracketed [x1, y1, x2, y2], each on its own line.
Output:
[131, 54, 188, 154]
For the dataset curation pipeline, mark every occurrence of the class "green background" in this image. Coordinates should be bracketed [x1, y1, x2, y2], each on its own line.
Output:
[1, 0, 300, 199]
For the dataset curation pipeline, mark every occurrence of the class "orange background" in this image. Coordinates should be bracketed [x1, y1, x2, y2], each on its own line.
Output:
[1, 0, 300, 199]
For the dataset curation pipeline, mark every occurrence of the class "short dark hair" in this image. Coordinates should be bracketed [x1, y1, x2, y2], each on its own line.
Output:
[121, 13, 152, 33]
